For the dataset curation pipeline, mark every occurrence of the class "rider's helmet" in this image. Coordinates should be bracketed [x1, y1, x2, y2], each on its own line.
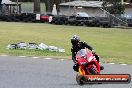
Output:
[71, 35, 80, 45]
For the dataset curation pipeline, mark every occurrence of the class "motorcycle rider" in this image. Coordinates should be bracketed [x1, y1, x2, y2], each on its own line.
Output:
[71, 35, 103, 72]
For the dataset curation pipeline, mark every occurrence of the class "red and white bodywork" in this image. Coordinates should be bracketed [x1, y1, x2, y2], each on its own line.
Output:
[76, 49, 100, 75]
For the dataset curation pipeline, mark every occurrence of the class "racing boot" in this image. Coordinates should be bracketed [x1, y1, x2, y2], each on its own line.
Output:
[73, 63, 79, 72]
[100, 66, 104, 70]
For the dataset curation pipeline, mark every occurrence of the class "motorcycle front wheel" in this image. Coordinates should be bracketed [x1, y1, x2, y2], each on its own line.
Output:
[89, 67, 97, 75]
[76, 74, 86, 85]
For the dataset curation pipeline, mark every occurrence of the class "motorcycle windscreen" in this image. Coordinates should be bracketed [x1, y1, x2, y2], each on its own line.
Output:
[77, 49, 87, 58]
[77, 49, 93, 62]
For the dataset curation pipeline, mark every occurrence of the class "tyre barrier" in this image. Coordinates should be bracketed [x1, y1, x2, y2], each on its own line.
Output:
[0, 14, 132, 28]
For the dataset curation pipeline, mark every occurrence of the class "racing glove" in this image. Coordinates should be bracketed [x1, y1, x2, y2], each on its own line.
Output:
[92, 50, 96, 55]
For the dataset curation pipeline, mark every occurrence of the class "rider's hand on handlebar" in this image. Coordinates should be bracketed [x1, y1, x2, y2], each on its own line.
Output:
[92, 50, 96, 55]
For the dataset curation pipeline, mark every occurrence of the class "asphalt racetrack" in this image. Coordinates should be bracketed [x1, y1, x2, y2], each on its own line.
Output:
[0, 56, 131, 88]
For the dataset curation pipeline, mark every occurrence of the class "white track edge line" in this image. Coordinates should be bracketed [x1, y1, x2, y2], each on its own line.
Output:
[0, 55, 8, 56]
[120, 64, 127, 65]
[32, 57, 40, 59]
[109, 63, 115, 64]
[0, 55, 129, 65]
[44, 58, 52, 60]
[19, 56, 26, 57]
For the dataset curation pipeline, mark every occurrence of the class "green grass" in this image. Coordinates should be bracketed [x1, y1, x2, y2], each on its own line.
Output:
[0, 22, 132, 64]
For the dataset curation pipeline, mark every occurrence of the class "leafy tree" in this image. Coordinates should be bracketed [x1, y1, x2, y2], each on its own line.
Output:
[102, 0, 125, 14]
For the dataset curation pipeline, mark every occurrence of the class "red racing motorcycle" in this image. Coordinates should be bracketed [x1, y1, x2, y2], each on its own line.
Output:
[75, 49, 102, 84]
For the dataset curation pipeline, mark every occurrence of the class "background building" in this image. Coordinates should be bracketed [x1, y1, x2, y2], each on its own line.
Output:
[0, 0, 21, 14]
[59, 0, 132, 17]
[59, 1, 105, 17]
